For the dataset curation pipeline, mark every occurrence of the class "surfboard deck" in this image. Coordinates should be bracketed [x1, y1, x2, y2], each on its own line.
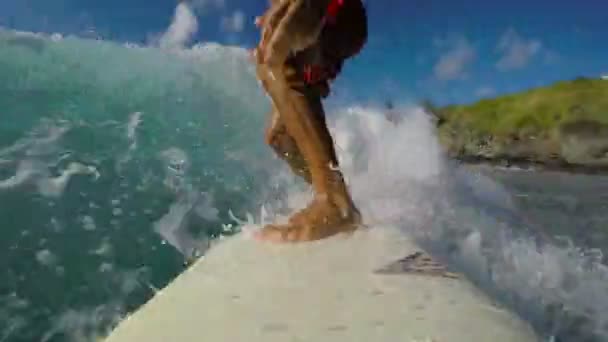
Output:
[103, 225, 538, 342]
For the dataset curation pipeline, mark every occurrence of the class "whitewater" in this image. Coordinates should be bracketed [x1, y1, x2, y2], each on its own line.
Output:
[0, 25, 607, 342]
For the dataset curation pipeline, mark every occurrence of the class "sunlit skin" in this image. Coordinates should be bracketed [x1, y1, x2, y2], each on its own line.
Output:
[251, 0, 367, 243]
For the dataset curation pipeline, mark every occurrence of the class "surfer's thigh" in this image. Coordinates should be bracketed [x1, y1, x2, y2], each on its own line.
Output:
[255, 47, 327, 129]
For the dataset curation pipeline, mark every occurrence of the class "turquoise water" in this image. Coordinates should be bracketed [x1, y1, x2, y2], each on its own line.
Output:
[1, 29, 608, 342]
[0, 29, 275, 341]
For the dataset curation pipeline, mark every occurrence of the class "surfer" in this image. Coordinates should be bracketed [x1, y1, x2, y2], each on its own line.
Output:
[251, 0, 367, 242]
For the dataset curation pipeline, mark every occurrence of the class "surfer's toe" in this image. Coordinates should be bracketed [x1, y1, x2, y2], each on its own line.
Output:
[254, 215, 359, 243]
[253, 200, 361, 243]
[253, 224, 303, 243]
[254, 222, 358, 243]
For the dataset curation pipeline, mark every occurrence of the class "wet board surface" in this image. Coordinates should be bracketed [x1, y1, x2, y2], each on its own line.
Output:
[103, 226, 539, 342]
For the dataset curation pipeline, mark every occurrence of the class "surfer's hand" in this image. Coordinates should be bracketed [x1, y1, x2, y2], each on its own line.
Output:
[255, 0, 330, 66]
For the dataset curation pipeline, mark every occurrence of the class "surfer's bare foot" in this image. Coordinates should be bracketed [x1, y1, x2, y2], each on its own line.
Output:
[254, 196, 361, 243]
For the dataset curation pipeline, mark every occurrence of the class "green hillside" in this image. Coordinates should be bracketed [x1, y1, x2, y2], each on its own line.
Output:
[434, 77, 608, 171]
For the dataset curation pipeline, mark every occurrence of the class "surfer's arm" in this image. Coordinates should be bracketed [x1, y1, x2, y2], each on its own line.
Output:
[256, 0, 331, 66]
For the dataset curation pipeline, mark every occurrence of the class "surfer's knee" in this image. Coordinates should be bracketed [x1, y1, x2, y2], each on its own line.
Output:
[267, 128, 295, 154]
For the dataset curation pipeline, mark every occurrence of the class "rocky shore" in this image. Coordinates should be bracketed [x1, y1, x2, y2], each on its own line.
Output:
[430, 77, 608, 174]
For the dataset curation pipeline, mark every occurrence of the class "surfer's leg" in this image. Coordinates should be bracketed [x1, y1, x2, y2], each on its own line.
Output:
[254, 61, 361, 243]
[265, 107, 312, 184]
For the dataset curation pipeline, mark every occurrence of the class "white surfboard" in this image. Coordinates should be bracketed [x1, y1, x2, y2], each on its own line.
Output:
[103, 226, 539, 342]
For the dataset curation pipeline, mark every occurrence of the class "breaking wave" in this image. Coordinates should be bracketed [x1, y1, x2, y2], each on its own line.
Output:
[0, 26, 606, 342]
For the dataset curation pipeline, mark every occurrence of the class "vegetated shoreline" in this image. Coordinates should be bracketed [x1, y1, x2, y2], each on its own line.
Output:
[426, 77, 608, 175]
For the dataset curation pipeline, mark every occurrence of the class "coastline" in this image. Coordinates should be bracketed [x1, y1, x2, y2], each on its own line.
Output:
[427, 77, 608, 175]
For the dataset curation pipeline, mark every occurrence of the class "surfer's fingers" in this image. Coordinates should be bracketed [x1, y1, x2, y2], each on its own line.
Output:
[254, 8, 273, 28]
[259, 1, 290, 49]
[255, 15, 264, 27]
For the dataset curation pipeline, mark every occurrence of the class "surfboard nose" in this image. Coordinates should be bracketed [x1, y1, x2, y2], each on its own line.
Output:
[103, 227, 539, 342]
